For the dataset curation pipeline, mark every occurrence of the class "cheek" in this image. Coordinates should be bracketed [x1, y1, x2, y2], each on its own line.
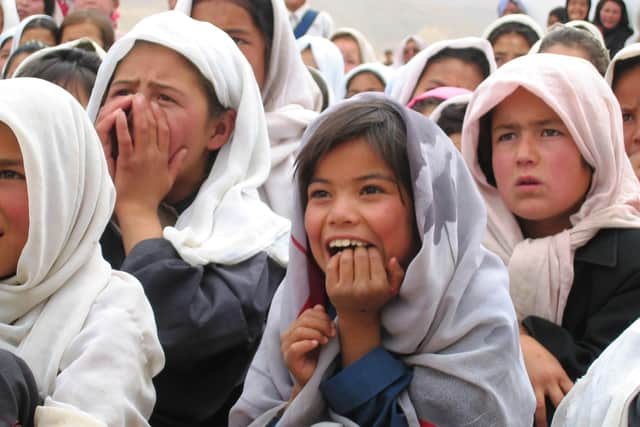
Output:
[303, 206, 325, 264]
[240, 45, 266, 88]
[491, 149, 511, 189]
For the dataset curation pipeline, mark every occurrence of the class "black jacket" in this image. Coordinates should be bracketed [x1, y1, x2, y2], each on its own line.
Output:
[522, 228, 640, 420]
[101, 223, 285, 427]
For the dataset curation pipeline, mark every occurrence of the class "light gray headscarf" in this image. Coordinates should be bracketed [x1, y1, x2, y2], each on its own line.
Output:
[230, 93, 535, 427]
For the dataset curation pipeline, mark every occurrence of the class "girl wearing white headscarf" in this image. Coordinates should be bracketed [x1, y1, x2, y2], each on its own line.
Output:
[0, 0, 19, 32]
[230, 93, 535, 427]
[330, 27, 377, 73]
[0, 26, 15, 73]
[342, 61, 390, 99]
[9, 14, 57, 54]
[174, 0, 321, 219]
[392, 35, 426, 68]
[606, 43, 640, 180]
[87, 11, 290, 427]
[0, 78, 163, 426]
[387, 37, 496, 106]
[482, 14, 543, 67]
[296, 34, 344, 103]
[461, 53, 640, 425]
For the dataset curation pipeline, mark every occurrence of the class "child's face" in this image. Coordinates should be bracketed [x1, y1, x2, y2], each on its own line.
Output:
[600, 1, 622, 30]
[346, 71, 385, 98]
[21, 27, 56, 47]
[332, 36, 361, 73]
[490, 88, 592, 237]
[304, 136, 417, 272]
[493, 32, 531, 68]
[412, 58, 484, 98]
[105, 43, 222, 203]
[192, 0, 267, 90]
[567, 0, 590, 21]
[16, 0, 45, 21]
[613, 64, 640, 158]
[61, 21, 105, 48]
[0, 123, 29, 279]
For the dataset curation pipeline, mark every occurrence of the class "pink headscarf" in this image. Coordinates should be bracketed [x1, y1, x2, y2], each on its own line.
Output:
[407, 86, 472, 109]
[462, 53, 640, 324]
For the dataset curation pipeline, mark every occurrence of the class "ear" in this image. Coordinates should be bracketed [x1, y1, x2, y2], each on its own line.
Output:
[207, 109, 237, 152]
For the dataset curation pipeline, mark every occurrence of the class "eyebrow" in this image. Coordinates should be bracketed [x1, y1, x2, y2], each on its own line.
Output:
[309, 173, 397, 184]
[0, 158, 22, 165]
[110, 79, 184, 94]
[493, 118, 565, 131]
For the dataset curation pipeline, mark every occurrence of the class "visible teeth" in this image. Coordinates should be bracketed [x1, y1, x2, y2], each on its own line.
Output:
[329, 239, 368, 248]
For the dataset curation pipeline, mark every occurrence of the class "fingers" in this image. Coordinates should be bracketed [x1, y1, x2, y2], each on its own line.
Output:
[114, 110, 133, 160]
[338, 248, 354, 285]
[353, 246, 370, 283]
[534, 391, 548, 427]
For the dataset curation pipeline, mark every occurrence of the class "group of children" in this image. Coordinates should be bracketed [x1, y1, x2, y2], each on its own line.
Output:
[0, 0, 640, 426]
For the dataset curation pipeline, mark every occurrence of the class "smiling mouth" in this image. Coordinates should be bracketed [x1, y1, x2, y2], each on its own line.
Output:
[327, 239, 372, 256]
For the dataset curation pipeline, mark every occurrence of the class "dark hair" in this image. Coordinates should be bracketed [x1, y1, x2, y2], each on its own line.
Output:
[192, 0, 273, 71]
[549, 6, 569, 24]
[539, 26, 610, 75]
[437, 103, 468, 136]
[477, 111, 497, 186]
[612, 55, 640, 89]
[3, 40, 47, 78]
[426, 47, 492, 80]
[593, 0, 630, 30]
[44, 0, 55, 16]
[565, 0, 592, 19]
[488, 22, 540, 47]
[22, 17, 58, 45]
[295, 99, 412, 208]
[17, 47, 101, 101]
[61, 10, 115, 49]
[410, 97, 443, 115]
[307, 66, 329, 111]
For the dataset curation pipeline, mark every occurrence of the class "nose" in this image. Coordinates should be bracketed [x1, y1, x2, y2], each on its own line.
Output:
[326, 194, 359, 226]
[515, 133, 538, 166]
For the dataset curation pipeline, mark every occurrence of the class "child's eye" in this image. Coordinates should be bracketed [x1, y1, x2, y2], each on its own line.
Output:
[541, 129, 562, 137]
[308, 189, 330, 199]
[360, 185, 383, 195]
[230, 36, 247, 46]
[158, 94, 176, 103]
[622, 112, 634, 123]
[110, 88, 131, 97]
[496, 132, 516, 143]
[0, 170, 24, 180]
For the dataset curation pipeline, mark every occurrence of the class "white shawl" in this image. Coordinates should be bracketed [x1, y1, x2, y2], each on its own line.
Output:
[429, 92, 472, 124]
[296, 35, 344, 103]
[1, 0, 19, 32]
[13, 36, 105, 77]
[0, 78, 129, 395]
[482, 13, 545, 42]
[387, 37, 497, 105]
[9, 14, 56, 54]
[230, 93, 535, 427]
[341, 61, 391, 99]
[174, 0, 321, 219]
[330, 27, 377, 64]
[461, 53, 640, 324]
[551, 318, 640, 427]
[87, 11, 290, 267]
[605, 42, 640, 85]
[392, 35, 427, 68]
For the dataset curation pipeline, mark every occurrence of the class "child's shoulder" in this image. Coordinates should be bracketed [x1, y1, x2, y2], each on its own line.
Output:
[577, 228, 640, 273]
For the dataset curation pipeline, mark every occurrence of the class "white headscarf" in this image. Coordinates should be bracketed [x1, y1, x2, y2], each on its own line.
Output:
[10, 14, 56, 54]
[392, 35, 427, 68]
[230, 93, 535, 427]
[551, 318, 640, 427]
[296, 35, 344, 102]
[13, 37, 105, 78]
[341, 61, 391, 99]
[605, 42, 640, 85]
[429, 92, 472, 124]
[330, 27, 377, 64]
[174, 0, 321, 218]
[387, 37, 497, 105]
[1, 0, 19, 32]
[0, 78, 128, 395]
[482, 13, 545, 42]
[87, 11, 290, 267]
[461, 53, 640, 324]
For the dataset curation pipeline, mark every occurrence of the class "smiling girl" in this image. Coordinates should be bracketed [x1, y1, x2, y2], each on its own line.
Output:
[462, 53, 640, 426]
[593, 0, 633, 57]
[230, 94, 535, 427]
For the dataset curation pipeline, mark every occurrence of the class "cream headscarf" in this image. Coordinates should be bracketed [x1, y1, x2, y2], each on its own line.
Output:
[295, 35, 344, 103]
[605, 42, 640, 85]
[87, 11, 290, 266]
[482, 13, 544, 42]
[461, 53, 640, 324]
[387, 37, 497, 105]
[341, 61, 391, 99]
[0, 0, 19, 32]
[174, 0, 321, 218]
[330, 27, 377, 65]
[230, 93, 535, 427]
[9, 14, 56, 54]
[0, 78, 130, 395]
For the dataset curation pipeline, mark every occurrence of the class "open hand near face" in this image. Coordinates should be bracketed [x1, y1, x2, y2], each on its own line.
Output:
[326, 246, 404, 317]
[520, 334, 574, 427]
[95, 93, 187, 218]
[281, 305, 336, 396]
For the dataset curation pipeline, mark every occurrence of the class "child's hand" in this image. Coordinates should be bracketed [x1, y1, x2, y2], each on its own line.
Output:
[95, 94, 133, 179]
[520, 334, 574, 427]
[281, 305, 335, 392]
[325, 246, 404, 317]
